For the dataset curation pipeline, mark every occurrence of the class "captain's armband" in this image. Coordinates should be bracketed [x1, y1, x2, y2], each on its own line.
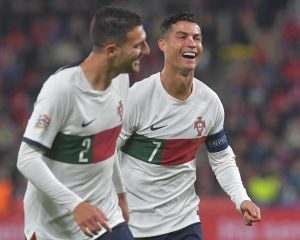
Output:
[205, 129, 228, 153]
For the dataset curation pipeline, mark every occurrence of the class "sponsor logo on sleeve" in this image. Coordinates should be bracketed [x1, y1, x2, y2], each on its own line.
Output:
[35, 114, 51, 129]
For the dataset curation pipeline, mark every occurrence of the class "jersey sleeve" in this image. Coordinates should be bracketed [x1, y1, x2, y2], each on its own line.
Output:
[205, 95, 250, 211]
[209, 95, 225, 135]
[23, 75, 69, 149]
[112, 150, 125, 193]
[208, 146, 251, 211]
[17, 142, 83, 212]
[117, 85, 140, 149]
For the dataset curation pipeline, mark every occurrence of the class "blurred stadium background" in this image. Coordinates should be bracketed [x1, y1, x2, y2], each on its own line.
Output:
[0, 0, 299, 239]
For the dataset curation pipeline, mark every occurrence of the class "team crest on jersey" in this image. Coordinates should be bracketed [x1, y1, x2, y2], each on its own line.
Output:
[117, 100, 123, 121]
[194, 117, 206, 136]
[35, 114, 51, 129]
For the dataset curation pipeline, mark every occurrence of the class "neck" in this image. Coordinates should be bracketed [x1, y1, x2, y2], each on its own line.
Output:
[80, 52, 118, 91]
[160, 67, 194, 101]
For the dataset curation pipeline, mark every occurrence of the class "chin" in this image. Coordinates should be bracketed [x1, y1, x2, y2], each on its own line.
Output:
[180, 60, 196, 69]
[179, 66, 196, 75]
[183, 65, 196, 71]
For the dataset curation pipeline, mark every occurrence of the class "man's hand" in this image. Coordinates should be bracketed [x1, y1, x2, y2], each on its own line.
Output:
[118, 192, 130, 223]
[240, 200, 261, 226]
[73, 201, 112, 238]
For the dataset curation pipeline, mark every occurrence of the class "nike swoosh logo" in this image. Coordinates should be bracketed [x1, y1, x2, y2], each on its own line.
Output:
[81, 118, 96, 127]
[150, 124, 167, 131]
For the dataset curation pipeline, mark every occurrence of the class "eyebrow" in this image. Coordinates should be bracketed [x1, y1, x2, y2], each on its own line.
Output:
[175, 31, 202, 37]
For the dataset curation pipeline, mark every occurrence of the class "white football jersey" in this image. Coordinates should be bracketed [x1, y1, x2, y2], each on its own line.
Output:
[119, 73, 249, 237]
[22, 65, 129, 240]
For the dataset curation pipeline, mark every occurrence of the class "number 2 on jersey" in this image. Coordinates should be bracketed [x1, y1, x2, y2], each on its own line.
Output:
[79, 138, 91, 163]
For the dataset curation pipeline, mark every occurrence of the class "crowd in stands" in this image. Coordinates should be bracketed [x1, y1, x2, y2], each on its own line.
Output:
[0, 0, 299, 214]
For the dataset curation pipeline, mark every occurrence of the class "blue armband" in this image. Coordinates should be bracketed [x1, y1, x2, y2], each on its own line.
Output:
[205, 129, 228, 153]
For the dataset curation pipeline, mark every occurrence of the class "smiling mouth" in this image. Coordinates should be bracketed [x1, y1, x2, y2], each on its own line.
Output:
[182, 52, 196, 59]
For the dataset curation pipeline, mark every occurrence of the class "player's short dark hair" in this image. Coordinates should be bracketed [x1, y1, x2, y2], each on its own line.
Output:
[160, 12, 200, 37]
[90, 6, 142, 49]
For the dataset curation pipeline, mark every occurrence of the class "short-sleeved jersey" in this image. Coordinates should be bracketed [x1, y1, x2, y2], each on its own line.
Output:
[23, 65, 129, 240]
[119, 73, 226, 237]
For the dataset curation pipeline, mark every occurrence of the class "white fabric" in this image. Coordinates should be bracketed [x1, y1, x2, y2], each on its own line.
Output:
[112, 153, 126, 194]
[208, 147, 250, 210]
[118, 72, 250, 237]
[17, 66, 128, 240]
[17, 142, 83, 211]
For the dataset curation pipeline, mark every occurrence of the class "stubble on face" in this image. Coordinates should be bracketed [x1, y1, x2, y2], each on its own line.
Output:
[117, 26, 149, 73]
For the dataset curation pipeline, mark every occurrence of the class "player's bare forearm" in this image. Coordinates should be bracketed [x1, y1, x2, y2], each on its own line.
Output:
[240, 200, 261, 226]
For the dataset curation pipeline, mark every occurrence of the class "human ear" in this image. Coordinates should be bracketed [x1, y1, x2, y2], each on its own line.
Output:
[105, 43, 117, 58]
[158, 39, 166, 53]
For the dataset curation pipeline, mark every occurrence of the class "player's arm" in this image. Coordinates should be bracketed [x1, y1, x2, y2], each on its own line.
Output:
[117, 192, 129, 223]
[117, 84, 140, 150]
[114, 105, 136, 223]
[205, 97, 261, 225]
[206, 133, 261, 225]
[112, 151, 129, 223]
[117, 120, 134, 149]
[17, 142, 111, 237]
[17, 142, 83, 210]
[114, 86, 139, 222]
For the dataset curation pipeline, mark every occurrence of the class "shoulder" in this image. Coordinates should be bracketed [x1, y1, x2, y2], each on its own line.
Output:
[52, 65, 80, 87]
[41, 66, 79, 99]
[129, 73, 159, 99]
[123, 73, 159, 113]
[193, 78, 218, 99]
[194, 78, 223, 107]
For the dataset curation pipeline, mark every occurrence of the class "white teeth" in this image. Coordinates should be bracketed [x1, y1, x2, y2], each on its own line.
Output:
[182, 52, 196, 57]
[182, 52, 196, 59]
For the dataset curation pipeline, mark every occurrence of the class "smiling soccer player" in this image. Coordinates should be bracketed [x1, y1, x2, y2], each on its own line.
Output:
[118, 12, 261, 240]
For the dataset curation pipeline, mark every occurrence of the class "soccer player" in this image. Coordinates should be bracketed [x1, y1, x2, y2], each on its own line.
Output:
[17, 6, 150, 240]
[118, 12, 261, 239]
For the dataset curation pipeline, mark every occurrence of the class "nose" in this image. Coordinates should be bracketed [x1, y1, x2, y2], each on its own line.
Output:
[142, 42, 150, 55]
[186, 36, 196, 47]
